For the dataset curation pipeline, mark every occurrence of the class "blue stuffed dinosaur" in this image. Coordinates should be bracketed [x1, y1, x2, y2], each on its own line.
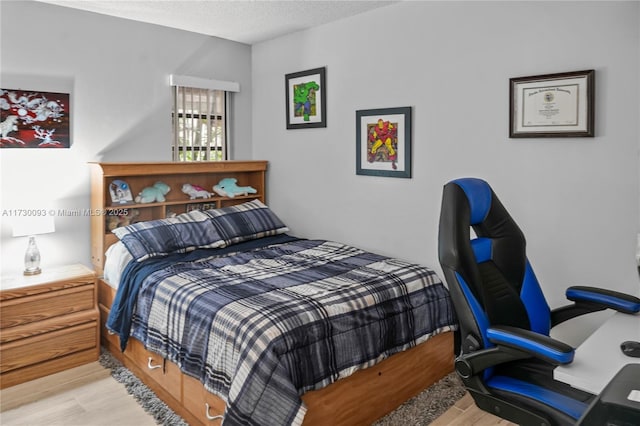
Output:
[212, 178, 257, 198]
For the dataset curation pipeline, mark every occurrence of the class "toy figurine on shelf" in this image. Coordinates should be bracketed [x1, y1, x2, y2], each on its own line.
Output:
[181, 183, 212, 199]
[135, 182, 170, 203]
[212, 178, 257, 198]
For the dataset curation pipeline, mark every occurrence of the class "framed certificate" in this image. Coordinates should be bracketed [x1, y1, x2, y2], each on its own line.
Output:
[510, 70, 594, 138]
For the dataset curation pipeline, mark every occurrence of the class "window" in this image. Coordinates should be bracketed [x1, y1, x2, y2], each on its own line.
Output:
[170, 75, 240, 162]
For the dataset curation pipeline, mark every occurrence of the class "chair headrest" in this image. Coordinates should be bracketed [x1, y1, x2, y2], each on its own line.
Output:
[451, 178, 492, 225]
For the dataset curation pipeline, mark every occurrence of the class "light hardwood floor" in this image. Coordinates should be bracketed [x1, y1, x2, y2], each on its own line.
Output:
[430, 393, 517, 426]
[1, 362, 156, 426]
[0, 361, 514, 425]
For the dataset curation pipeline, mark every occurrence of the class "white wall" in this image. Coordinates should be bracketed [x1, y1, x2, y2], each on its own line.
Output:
[252, 1, 640, 311]
[638, 2, 640, 267]
[1, 1, 638, 317]
[0, 1, 252, 275]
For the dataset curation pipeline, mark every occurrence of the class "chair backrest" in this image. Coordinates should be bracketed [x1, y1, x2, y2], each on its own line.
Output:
[438, 178, 551, 355]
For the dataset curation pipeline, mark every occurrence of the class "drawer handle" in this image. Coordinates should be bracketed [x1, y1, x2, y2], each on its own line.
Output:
[147, 357, 162, 370]
[205, 403, 223, 421]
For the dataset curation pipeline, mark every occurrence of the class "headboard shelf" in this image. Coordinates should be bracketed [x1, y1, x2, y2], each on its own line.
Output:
[101, 194, 260, 210]
[89, 161, 268, 275]
[90, 161, 268, 176]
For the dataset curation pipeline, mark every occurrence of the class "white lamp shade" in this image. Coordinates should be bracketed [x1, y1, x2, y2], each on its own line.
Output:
[12, 215, 55, 237]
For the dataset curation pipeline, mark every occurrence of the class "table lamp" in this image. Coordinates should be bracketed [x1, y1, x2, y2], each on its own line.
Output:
[12, 215, 55, 275]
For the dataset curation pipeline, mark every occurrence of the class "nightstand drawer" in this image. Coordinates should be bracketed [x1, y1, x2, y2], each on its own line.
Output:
[0, 320, 97, 373]
[0, 264, 99, 389]
[0, 284, 95, 329]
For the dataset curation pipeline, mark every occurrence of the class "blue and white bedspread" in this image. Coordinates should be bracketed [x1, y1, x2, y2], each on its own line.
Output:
[108, 236, 456, 426]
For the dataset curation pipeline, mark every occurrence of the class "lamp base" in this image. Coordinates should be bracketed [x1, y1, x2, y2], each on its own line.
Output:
[23, 236, 42, 276]
[23, 267, 42, 276]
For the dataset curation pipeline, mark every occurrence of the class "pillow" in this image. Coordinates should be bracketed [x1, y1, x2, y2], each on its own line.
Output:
[103, 241, 133, 287]
[113, 209, 225, 262]
[202, 199, 289, 246]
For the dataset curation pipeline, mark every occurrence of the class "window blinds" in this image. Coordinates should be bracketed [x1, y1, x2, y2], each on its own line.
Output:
[170, 75, 239, 161]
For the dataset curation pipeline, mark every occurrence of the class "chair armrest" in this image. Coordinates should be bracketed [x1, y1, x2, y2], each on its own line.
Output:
[454, 326, 575, 379]
[486, 325, 575, 365]
[551, 286, 640, 326]
[566, 286, 640, 314]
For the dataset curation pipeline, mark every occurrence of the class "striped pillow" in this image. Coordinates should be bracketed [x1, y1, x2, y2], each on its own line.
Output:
[113, 209, 224, 262]
[202, 199, 289, 246]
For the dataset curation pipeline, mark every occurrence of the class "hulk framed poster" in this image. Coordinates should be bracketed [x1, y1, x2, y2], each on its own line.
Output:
[285, 67, 326, 129]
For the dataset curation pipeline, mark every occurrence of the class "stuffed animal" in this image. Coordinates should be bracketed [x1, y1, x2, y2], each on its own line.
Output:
[212, 178, 257, 198]
[106, 209, 140, 231]
[135, 181, 170, 203]
[120, 209, 140, 226]
[106, 216, 120, 232]
[181, 183, 212, 199]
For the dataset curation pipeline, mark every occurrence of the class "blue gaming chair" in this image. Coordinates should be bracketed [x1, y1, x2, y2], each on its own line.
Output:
[438, 178, 640, 426]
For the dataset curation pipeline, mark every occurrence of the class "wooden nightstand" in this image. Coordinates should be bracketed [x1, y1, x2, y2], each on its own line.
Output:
[0, 264, 100, 389]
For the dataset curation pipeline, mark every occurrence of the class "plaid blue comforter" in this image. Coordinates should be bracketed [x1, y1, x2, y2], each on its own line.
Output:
[109, 237, 456, 425]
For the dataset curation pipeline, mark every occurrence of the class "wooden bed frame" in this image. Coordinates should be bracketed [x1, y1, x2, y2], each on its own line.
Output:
[90, 161, 454, 425]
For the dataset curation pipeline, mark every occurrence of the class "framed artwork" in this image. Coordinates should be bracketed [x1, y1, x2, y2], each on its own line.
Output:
[509, 70, 594, 138]
[356, 107, 412, 178]
[109, 180, 134, 205]
[0, 89, 71, 148]
[285, 67, 326, 129]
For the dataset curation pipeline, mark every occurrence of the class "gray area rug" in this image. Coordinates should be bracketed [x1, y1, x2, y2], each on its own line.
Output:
[374, 372, 467, 425]
[99, 348, 466, 425]
[99, 349, 188, 426]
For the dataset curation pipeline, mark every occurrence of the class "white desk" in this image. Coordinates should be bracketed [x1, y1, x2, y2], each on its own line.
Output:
[554, 312, 640, 394]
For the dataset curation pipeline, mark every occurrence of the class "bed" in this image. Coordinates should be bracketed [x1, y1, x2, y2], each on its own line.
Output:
[91, 161, 457, 426]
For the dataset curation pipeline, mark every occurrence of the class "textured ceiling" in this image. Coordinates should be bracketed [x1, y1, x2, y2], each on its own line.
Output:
[35, 0, 398, 45]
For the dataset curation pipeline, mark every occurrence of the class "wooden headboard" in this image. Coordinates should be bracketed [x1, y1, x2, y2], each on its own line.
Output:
[89, 161, 268, 276]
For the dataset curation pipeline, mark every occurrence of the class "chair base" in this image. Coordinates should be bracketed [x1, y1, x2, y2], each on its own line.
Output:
[469, 389, 553, 426]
